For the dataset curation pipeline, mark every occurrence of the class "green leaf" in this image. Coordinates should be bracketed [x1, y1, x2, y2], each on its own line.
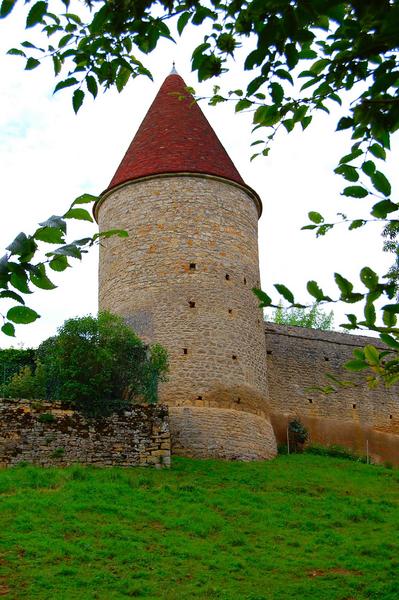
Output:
[38, 215, 66, 232]
[371, 200, 397, 219]
[369, 143, 386, 160]
[364, 345, 380, 366]
[364, 300, 376, 326]
[86, 75, 98, 99]
[308, 211, 324, 224]
[275, 69, 293, 84]
[49, 255, 69, 272]
[71, 193, 97, 207]
[270, 82, 284, 105]
[0, 0, 16, 18]
[94, 229, 129, 241]
[371, 171, 391, 197]
[349, 219, 366, 230]
[339, 148, 363, 164]
[382, 303, 399, 314]
[53, 77, 78, 94]
[50, 244, 82, 259]
[26, 1, 47, 27]
[7, 48, 26, 57]
[235, 98, 252, 112]
[336, 117, 353, 131]
[360, 267, 378, 291]
[274, 284, 294, 304]
[307, 280, 327, 301]
[362, 160, 375, 176]
[72, 89, 84, 113]
[383, 309, 397, 328]
[380, 333, 399, 350]
[334, 273, 353, 296]
[10, 271, 31, 294]
[63, 208, 93, 222]
[7, 306, 40, 324]
[34, 227, 65, 244]
[58, 33, 73, 48]
[30, 264, 56, 290]
[334, 164, 359, 182]
[25, 57, 40, 70]
[310, 58, 329, 74]
[342, 186, 368, 198]
[0, 290, 25, 304]
[252, 288, 272, 307]
[1, 322, 15, 337]
[345, 359, 367, 371]
[177, 11, 190, 35]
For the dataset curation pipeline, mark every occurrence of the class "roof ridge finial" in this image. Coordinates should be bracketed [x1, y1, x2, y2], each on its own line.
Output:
[170, 61, 177, 74]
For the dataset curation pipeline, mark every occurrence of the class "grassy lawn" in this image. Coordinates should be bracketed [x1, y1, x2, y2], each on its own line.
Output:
[0, 454, 398, 600]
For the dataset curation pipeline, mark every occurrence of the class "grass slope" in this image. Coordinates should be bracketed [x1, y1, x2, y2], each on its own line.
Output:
[0, 455, 398, 600]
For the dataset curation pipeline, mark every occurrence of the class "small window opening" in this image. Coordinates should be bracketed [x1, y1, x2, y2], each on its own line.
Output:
[189, 263, 196, 271]
[228, 308, 232, 314]
[225, 274, 230, 281]
[183, 348, 188, 355]
[390, 414, 393, 419]
[352, 403, 357, 409]
[232, 354, 237, 360]
[324, 356, 329, 362]
[197, 395, 203, 400]
[244, 277, 247, 285]
[236, 397, 241, 404]
[189, 301, 196, 308]
[267, 350, 273, 355]
[308, 398, 313, 404]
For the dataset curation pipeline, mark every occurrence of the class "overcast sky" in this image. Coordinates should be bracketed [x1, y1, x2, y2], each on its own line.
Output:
[1, 4, 397, 348]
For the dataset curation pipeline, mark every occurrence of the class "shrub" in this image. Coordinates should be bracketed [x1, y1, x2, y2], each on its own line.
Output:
[37, 311, 168, 416]
[288, 419, 309, 453]
[2, 363, 45, 399]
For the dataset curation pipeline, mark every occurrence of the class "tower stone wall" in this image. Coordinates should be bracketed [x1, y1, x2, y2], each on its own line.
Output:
[97, 174, 277, 460]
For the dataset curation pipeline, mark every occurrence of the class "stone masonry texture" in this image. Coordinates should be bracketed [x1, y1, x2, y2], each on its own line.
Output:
[0, 400, 171, 468]
[265, 322, 399, 464]
[97, 174, 277, 460]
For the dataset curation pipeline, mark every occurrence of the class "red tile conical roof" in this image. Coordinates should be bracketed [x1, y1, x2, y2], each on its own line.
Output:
[106, 72, 247, 191]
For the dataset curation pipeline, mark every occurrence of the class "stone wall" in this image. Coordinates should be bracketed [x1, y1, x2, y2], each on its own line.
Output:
[0, 400, 170, 468]
[97, 174, 277, 460]
[265, 322, 399, 464]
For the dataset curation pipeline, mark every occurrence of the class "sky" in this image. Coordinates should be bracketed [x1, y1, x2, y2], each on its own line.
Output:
[0, 3, 398, 348]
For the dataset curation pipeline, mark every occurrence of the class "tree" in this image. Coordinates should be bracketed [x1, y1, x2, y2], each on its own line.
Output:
[1, 0, 399, 383]
[35, 312, 168, 415]
[267, 303, 334, 330]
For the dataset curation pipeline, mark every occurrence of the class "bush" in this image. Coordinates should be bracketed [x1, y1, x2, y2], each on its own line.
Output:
[2, 363, 45, 399]
[37, 312, 168, 416]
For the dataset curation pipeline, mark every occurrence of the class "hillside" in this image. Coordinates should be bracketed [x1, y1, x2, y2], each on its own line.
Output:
[0, 455, 398, 599]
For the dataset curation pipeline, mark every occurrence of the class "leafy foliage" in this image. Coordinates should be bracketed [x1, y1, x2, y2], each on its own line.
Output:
[2, 363, 46, 399]
[0, 192, 127, 337]
[267, 302, 335, 330]
[0, 347, 35, 389]
[36, 312, 168, 416]
[2, 0, 399, 383]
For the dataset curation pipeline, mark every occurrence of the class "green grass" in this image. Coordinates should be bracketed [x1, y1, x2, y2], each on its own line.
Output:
[1, 455, 398, 600]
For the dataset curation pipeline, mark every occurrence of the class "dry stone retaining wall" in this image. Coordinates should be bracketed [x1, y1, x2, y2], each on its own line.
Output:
[0, 400, 170, 468]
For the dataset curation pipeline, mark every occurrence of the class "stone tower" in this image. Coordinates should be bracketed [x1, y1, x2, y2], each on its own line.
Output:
[95, 71, 277, 460]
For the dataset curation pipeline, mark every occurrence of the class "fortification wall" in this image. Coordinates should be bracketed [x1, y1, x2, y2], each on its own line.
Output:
[0, 400, 170, 468]
[98, 174, 276, 460]
[265, 322, 399, 464]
